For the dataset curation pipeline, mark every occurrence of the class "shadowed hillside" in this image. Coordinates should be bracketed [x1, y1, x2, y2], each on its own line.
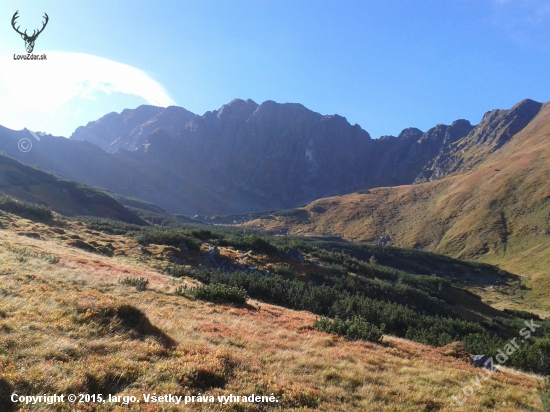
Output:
[0, 154, 145, 224]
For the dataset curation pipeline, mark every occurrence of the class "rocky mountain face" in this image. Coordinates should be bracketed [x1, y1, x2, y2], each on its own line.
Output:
[0, 98, 543, 215]
[247, 101, 550, 274]
[128, 99, 377, 211]
[71, 105, 196, 152]
[415, 99, 543, 183]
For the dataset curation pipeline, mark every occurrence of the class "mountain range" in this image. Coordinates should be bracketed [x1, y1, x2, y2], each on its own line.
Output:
[242, 100, 550, 306]
[1, 96, 549, 281]
[1, 98, 543, 216]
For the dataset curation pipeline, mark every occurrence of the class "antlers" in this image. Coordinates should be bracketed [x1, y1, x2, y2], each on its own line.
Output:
[11, 11, 25, 37]
[33, 13, 49, 39]
[11, 11, 49, 40]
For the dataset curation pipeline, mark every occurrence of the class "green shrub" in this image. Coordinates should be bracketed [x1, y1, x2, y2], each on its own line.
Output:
[273, 264, 295, 277]
[134, 229, 200, 250]
[0, 196, 52, 219]
[39, 252, 60, 264]
[272, 209, 309, 219]
[177, 284, 248, 305]
[538, 376, 550, 412]
[79, 217, 145, 235]
[313, 316, 384, 342]
[503, 308, 542, 321]
[455, 287, 482, 299]
[119, 277, 149, 291]
[6, 245, 59, 264]
[526, 338, 550, 375]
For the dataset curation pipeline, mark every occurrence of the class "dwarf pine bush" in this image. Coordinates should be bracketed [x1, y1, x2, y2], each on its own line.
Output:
[176, 284, 248, 305]
[0, 196, 52, 219]
[538, 376, 550, 412]
[313, 316, 384, 342]
[120, 277, 149, 291]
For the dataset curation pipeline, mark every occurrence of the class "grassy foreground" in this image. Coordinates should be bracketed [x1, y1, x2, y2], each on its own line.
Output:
[0, 214, 543, 411]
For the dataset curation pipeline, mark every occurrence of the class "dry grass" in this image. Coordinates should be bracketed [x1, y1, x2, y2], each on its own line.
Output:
[0, 215, 544, 411]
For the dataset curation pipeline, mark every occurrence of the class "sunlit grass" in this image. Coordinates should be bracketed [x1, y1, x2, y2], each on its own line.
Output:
[0, 214, 543, 411]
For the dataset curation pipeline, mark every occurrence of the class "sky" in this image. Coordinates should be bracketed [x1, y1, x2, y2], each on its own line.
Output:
[0, 0, 549, 138]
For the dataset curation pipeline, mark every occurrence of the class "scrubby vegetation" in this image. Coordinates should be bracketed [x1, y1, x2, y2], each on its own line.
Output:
[74, 217, 550, 374]
[176, 284, 248, 305]
[121, 221, 550, 375]
[539, 376, 550, 411]
[119, 276, 149, 291]
[165, 263, 550, 373]
[5, 244, 59, 264]
[0, 196, 52, 219]
[76, 217, 145, 235]
[134, 229, 202, 250]
[504, 308, 542, 321]
[313, 316, 384, 342]
[0, 211, 545, 410]
[165, 265, 488, 347]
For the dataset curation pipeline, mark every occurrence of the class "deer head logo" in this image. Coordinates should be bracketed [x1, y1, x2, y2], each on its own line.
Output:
[11, 11, 49, 54]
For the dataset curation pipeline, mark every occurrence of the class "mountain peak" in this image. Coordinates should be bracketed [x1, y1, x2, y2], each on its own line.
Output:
[216, 99, 259, 119]
[397, 127, 423, 141]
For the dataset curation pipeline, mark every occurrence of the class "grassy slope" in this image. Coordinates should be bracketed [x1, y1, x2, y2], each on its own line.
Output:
[245, 103, 550, 313]
[0, 154, 145, 225]
[0, 215, 543, 411]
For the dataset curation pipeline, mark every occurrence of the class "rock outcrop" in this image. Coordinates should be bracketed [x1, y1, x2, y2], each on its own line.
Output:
[415, 99, 543, 183]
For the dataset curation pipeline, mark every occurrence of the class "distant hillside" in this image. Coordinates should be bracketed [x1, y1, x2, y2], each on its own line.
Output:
[71, 105, 196, 152]
[0, 154, 145, 224]
[243, 102, 550, 293]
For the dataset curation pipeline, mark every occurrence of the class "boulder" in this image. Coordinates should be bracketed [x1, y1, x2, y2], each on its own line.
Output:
[376, 235, 392, 245]
[201, 246, 220, 263]
[471, 354, 497, 371]
[169, 255, 185, 265]
[285, 248, 305, 263]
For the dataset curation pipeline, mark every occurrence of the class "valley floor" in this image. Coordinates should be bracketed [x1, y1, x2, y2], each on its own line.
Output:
[0, 215, 544, 411]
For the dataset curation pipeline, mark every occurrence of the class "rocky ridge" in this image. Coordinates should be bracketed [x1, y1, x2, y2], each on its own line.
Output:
[0, 98, 542, 215]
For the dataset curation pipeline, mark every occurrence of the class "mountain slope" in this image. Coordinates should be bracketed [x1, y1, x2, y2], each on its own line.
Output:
[416, 99, 543, 182]
[71, 105, 196, 152]
[243, 102, 550, 296]
[0, 214, 542, 411]
[0, 154, 145, 224]
[3, 100, 473, 214]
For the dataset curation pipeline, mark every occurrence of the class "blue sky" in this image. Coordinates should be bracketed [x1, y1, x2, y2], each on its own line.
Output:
[0, 0, 549, 138]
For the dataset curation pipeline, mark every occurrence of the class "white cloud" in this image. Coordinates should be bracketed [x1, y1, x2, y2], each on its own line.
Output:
[0, 52, 175, 136]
